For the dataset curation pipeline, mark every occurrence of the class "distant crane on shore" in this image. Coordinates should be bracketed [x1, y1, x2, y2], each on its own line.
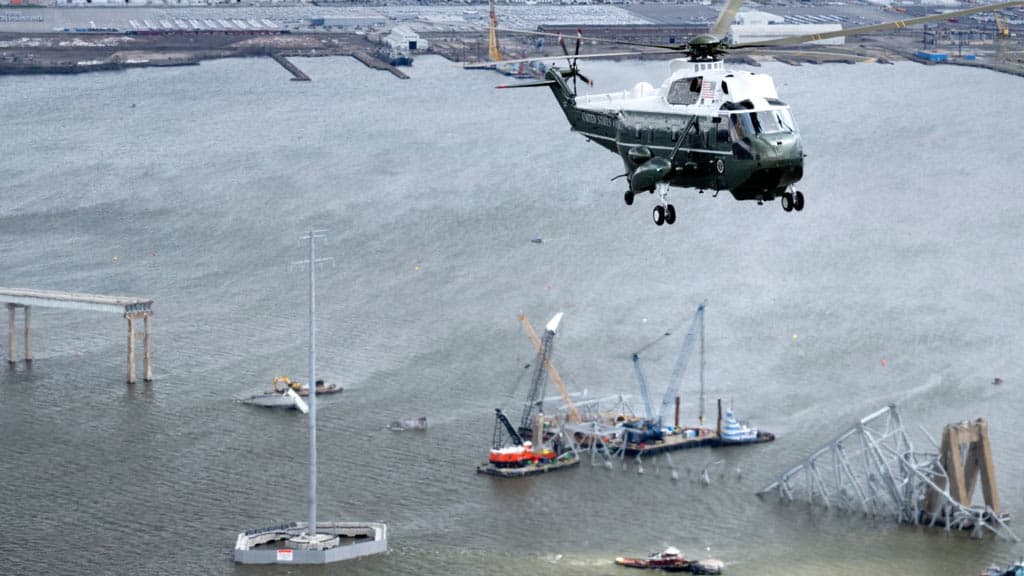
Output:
[487, 0, 502, 62]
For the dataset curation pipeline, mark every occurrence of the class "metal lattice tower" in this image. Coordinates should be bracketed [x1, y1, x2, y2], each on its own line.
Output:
[520, 326, 555, 434]
[759, 404, 1017, 541]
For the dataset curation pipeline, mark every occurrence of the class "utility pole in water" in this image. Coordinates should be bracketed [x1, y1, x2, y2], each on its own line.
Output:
[298, 230, 332, 538]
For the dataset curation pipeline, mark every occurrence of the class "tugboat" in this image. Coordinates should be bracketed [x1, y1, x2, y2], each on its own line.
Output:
[709, 399, 775, 446]
[615, 547, 724, 573]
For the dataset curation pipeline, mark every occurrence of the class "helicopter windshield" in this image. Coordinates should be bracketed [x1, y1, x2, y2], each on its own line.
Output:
[730, 109, 798, 139]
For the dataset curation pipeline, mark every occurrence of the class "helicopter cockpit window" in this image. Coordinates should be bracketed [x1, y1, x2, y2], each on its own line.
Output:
[730, 109, 798, 139]
[730, 113, 755, 140]
[666, 77, 702, 106]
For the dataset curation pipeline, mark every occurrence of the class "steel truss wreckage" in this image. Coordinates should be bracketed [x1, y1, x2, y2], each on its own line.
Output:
[758, 404, 1017, 541]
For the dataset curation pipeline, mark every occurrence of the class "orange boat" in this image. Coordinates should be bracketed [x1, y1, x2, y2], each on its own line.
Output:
[615, 547, 691, 572]
[615, 548, 724, 574]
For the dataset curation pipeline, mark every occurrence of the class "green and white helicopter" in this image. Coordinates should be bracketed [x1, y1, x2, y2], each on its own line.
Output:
[472, 0, 1024, 226]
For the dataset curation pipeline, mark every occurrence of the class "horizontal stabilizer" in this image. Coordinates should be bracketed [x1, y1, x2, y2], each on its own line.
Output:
[497, 80, 558, 89]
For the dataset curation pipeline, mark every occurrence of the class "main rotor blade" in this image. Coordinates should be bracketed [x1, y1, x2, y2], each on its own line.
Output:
[462, 50, 680, 68]
[494, 26, 684, 52]
[710, 0, 747, 39]
[496, 79, 559, 89]
[730, 0, 1024, 48]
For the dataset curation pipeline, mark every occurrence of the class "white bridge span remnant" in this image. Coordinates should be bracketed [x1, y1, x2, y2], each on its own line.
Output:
[0, 287, 153, 384]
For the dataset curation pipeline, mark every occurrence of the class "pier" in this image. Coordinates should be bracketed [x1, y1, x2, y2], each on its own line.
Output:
[351, 51, 409, 80]
[271, 53, 310, 81]
[0, 288, 153, 384]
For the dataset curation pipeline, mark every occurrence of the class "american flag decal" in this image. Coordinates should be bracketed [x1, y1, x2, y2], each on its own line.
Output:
[700, 80, 715, 100]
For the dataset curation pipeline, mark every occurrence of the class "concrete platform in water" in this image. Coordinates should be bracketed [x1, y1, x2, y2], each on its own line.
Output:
[233, 521, 387, 564]
[477, 454, 580, 478]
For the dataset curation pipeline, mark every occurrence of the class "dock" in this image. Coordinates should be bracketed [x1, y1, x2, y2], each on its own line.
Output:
[351, 51, 409, 80]
[1, 287, 153, 383]
[270, 53, 310, 81]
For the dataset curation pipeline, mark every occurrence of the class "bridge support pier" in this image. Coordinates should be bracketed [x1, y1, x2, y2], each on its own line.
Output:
[126, 311, 153, 384]
[24, 305, 31, 362]
[6, 303, 13, 364]
[7, 303, 31, 364]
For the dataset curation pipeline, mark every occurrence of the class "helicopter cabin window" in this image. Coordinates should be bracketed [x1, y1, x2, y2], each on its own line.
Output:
[666, 76, 702, 106]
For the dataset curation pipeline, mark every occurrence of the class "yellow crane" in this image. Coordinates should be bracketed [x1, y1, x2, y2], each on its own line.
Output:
[487, 0, 502, 62]
[518, 313, 581, 423]
[995, 11, 1011, 37]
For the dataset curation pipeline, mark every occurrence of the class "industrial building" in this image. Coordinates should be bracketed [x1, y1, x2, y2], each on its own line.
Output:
[729, 10, 844, 46]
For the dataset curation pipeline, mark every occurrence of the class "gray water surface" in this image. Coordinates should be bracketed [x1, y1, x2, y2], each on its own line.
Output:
[1, 56, 1023, 575]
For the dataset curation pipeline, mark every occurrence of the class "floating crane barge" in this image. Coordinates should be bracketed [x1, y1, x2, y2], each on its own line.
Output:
[618, 302, 775, 458]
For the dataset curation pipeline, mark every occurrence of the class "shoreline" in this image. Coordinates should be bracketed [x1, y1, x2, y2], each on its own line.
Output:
[2, 30, 1022, 79]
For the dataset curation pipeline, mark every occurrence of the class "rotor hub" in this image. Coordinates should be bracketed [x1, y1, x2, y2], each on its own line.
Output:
[687, 34, 725, 61]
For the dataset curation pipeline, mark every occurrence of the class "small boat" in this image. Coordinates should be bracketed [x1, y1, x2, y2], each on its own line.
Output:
[242, 376, 342, 411]
[387, 416, 428, 431]
[616, 547, 691, 571]
[615, 547, 723, 574]
[981, 559, 1024, 576]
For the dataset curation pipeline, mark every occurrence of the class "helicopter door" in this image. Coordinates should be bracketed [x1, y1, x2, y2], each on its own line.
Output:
[715, 114, 731, 150]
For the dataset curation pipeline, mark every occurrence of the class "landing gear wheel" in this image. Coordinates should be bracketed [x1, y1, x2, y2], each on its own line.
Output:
[781, 193, 794, 212]
[664, 204, 676, 225]
[653, 205, 665, 226]
[793, 191, 805, 212]
[624, 191, 634, 206]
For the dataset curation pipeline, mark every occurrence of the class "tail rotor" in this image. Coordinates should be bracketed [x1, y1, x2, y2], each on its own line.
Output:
[558, 29, 592, 94]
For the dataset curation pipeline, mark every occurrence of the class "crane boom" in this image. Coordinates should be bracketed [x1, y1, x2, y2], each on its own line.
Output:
[520, 326, 556, 432]
[493, 408, 524, 448]
[631, 353, 654, 421]
[518, 313, 581, 423]
[657, 302, 706, 426]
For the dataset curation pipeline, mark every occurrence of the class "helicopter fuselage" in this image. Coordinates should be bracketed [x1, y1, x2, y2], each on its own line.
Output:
[546, 59, 804, 204]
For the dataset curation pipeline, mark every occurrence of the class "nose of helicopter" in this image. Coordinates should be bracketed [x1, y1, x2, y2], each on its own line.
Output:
[748, 132, 804, 190]
[751, 132, 803, 165]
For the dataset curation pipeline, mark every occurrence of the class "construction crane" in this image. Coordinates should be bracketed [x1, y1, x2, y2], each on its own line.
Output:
[487, 0, 502, 62]
[658, 301, 706, 427]
[518, 312, 561, 434]
[630, 301, 707, 436]
[995, 11, 1011, 37]
[492, 408, 524, 449]
[631, 353, 655, 422]
[518, 312, 581, 424]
